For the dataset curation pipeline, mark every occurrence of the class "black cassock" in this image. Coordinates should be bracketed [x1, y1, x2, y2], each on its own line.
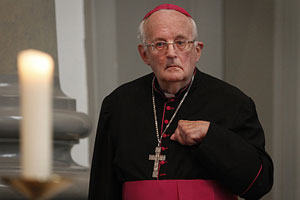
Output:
[88, 68, 273, 200]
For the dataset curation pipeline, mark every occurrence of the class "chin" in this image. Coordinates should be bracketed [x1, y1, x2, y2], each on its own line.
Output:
[162, 73, 185, 82]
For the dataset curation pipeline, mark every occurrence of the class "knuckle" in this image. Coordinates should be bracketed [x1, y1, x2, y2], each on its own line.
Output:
[178, 120, 184, 127]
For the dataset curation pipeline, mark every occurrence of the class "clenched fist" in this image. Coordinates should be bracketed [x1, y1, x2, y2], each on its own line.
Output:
[170, 120, 210, 146]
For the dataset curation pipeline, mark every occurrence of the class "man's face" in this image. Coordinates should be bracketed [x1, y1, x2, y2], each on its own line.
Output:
[138, 10, 203, 86]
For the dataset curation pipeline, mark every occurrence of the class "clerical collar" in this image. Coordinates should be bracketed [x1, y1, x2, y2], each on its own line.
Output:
[153, 71, 196, 99]
[164, 92, 175, 98]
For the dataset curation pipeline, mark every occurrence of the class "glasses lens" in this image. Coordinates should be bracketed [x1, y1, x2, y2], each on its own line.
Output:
[154, 41, 166, 51]
[151, 40, 192, 52]
[175, 40, 187, 50]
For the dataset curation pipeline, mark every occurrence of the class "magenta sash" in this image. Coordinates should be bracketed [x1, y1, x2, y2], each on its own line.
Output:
[122, 179, 238, 200]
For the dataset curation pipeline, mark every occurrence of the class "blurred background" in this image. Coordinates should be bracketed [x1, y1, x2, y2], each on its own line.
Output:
[0, 0, 299, 199]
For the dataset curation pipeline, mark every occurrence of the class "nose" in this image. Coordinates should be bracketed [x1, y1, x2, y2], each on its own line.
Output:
[165, 43, 177, 58]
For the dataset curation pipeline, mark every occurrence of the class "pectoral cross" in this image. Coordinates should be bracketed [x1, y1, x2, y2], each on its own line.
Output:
[149, 146, 166, 178]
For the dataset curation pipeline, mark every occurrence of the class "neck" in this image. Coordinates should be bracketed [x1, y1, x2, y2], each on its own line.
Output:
[157, 78, 192, 95]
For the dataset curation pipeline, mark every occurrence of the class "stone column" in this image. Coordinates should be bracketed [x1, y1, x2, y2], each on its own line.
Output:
[0, 1, 91, 199]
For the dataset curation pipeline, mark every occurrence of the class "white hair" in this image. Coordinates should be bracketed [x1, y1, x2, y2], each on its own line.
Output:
[137, 11, 198, 44]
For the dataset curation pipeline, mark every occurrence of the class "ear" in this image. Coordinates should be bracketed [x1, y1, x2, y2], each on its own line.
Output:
[194, 41, 204, 62]
[138, 44, 150, 65]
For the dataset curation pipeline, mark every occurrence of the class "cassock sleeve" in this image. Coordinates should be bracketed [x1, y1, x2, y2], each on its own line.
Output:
[195, 97, 273, 199]
[88, 95, 122, 200]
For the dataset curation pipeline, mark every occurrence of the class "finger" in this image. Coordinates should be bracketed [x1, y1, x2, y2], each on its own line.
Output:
[177, 120, 187, 130]
[177, 120, 187, 137]
[174, 134, 186, 145]
[177, 120, 205, 145]
[170, 133, 175, 140]
[178, 121, 190, 143]
[170, 128, 180, 141]
[171, 129, 185, 145]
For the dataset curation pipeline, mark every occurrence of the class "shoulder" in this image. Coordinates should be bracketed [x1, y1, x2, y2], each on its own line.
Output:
[102, 73, 153, 106]
[115, 73, 153, 94]
[194, 69, 252, 106]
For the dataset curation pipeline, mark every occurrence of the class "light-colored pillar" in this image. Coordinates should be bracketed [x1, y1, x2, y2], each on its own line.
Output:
[0, 0, 91, 199]
[84, 0, 119, 161]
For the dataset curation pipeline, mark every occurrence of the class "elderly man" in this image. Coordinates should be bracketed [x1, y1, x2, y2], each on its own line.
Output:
[88, 4, 273, 200]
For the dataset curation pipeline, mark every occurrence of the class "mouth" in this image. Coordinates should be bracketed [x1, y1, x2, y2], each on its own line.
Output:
[166, 65, 182, 70]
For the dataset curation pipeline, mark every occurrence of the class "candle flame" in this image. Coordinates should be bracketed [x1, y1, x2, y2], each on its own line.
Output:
[18, 49, 54, 76]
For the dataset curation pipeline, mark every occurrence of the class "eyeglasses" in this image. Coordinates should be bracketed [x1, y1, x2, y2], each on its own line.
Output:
[145, 40, 195, 52]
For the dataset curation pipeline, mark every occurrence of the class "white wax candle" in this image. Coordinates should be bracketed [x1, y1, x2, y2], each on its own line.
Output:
[18, 49, 54, 180]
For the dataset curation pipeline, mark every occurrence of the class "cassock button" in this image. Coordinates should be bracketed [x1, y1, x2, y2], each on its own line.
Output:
[161, 147, 168, 151]
[160, 160, 167, 165]
[166, 106, 171, 110]
[170, 98, 175, 102]
[164, 120, 169, 124]
[162, 133, 170, 138]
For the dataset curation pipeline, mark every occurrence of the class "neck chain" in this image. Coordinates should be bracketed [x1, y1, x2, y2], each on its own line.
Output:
[151, 75, 194, 146]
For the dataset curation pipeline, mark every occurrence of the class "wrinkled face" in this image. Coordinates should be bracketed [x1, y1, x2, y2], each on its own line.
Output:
[138, 10, 203, 86]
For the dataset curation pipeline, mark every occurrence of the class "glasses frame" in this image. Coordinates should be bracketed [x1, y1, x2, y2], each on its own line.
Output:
[144, 40, 195, 52]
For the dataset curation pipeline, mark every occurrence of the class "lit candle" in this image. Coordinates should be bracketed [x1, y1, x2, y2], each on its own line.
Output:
[18, 49, 54, 180]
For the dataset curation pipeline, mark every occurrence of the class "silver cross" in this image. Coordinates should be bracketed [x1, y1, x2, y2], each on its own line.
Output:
[149, 146, 166, 178]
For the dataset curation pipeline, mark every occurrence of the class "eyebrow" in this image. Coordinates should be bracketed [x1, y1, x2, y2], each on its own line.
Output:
[151, 35, 188, 42]
[152, 37, 167, 42]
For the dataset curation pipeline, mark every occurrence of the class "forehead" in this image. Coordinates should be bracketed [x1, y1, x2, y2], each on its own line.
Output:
[143, 10, 193, 41]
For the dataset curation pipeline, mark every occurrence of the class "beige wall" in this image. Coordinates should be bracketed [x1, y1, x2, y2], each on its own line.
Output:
[0, 0, 58, 75]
